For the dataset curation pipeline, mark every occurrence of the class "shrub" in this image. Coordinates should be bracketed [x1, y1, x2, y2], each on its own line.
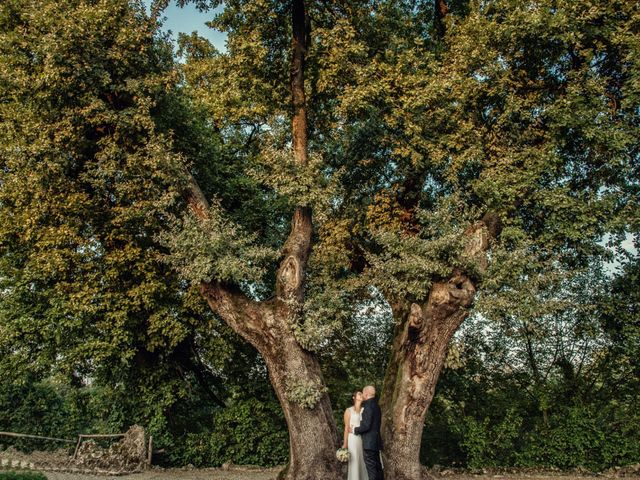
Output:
[450, 408, 523, 469]
[516, 403, 640, 471]
[166, 396, 288, 467]
[0, 378, 85, 452]
[0, 472, 47, 480]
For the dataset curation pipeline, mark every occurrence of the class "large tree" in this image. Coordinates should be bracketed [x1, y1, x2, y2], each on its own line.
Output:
[348, 1, 638, 477]
[0, 0, 268, 446]
[167, 0, 343, 477]
[173, 0, 638, 478]
[0, 0, 185, 382]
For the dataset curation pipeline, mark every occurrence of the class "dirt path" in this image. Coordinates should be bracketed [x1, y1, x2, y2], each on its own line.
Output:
[43, 467, 282, 480]
[40, 472, 640, 480]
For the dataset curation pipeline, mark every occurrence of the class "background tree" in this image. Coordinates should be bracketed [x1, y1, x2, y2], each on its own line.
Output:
[0, 0, 286, 464]
[421, 253, 639, 471]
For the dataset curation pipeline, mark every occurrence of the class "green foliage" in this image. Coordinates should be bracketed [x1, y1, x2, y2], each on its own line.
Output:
[160, 202, 279, 285]
[451, 408, 523, 469]
[0, 0, 288, 463]
[516, 404, 640, 470]
[305, 0, 638, 299]
[249, 147, 344, 225]
[423, 259, 640, 471]
[285, 379, 328, 410]
[0, 328, 288, 468]
[0, 377, 84, 452]
[435, 402, 640, 472]
[0, 473, 47, 480]
[293, 284, 352, 352]
[0, 3, 271, 468]
[166, 394, 288, 468]
[365, 197, 481, 302]
[1, 0, 637, 472]
[0, 0, 190, 382]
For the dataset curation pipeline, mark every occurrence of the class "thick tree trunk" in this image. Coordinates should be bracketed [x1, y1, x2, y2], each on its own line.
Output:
[200, 284, 339, 480]
[265, 338, 339, 480]
[380, 221, 497, 480]
[380, 276, 475, 480]
[185, 2, 341, 478]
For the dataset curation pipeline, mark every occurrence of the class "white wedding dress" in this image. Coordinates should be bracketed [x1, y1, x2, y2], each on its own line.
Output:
[347, 406, 368, 480]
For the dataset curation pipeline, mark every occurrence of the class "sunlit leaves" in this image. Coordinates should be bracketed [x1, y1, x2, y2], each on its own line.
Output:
[0, 0, 192, 381]
[365, 196, 479, 301]
[160, 201, 278, 285]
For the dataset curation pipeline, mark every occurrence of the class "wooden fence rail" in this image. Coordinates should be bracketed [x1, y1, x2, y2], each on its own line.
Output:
[0, 431, 75, 444]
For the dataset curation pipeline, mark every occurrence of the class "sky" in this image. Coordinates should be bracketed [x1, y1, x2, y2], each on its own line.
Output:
[143, 1, 227, 51]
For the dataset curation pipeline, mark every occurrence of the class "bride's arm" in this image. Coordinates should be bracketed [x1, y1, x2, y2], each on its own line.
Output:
[343, 408, 350, 448]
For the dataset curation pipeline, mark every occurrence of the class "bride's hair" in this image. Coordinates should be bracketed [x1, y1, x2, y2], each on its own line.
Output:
[351, 391, 360, 405]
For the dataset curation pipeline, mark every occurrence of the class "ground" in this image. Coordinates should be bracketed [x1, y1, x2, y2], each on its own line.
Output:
[42, 466, 280, 480]
[39, 471, 640, 480]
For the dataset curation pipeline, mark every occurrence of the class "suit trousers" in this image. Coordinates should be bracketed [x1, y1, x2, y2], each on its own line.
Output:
[363, 449, 384, 480]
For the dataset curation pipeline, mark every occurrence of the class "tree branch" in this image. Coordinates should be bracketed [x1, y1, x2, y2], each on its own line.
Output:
[200, 281, 268, 344]
[434, 0, 449, 38]
[178, 169, 270, 334]
[276, 0, 313, 306]
[184, 172, 210, 221]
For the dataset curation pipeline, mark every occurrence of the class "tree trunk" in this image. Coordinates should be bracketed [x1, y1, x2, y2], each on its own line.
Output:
[377, 17, 472, 480]
[184, 1, 341, 478]
[200, 283, 340, 480]
[380, 220, 497, 480]
[265, 338, 339, 480]
[380, 276, 475, 480]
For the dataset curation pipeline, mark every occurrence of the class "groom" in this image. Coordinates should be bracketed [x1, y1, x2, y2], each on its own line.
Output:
[351, 385, 384, 480]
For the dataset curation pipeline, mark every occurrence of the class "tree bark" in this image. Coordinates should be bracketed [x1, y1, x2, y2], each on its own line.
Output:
[380, 277, 475, 480]
[434, 0, 449, 38]
[380, 218, 498, 480]
[182, 1, 341, 478]
[200, 283, 339, 480]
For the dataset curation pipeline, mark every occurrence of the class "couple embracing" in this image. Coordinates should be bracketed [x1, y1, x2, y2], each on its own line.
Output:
[342, 385, 384, 480]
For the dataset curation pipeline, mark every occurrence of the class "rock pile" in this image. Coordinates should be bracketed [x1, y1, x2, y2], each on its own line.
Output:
[74, 425, 147, 474]
[605, 464, 640, 477]
[0, 446, 67, 473]
[0, 426, 148, 476]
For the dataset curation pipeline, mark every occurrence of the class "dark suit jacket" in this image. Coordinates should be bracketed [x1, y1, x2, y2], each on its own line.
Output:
[354, 397, 383, 451]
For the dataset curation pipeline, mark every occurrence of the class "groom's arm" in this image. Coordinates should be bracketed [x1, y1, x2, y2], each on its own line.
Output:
[354, 407, 373, 435]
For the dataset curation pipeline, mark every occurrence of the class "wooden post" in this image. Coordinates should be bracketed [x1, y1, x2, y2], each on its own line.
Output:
[147, 435, 153, 467]
[73, 435, 83, 460]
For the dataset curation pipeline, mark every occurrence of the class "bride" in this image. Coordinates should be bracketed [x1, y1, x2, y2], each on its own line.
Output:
[342, 391, 368, 480]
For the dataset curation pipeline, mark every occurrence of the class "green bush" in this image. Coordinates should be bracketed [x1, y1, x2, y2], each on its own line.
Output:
[0, 472, 47, 480]
[424, 397, 640, 472]
[516, 403, 640, 471]
[0, 378, 86, 452]
[0, 354, 289, 468]
[166, 396, 288, 467]
[449, 408, 523, 469]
